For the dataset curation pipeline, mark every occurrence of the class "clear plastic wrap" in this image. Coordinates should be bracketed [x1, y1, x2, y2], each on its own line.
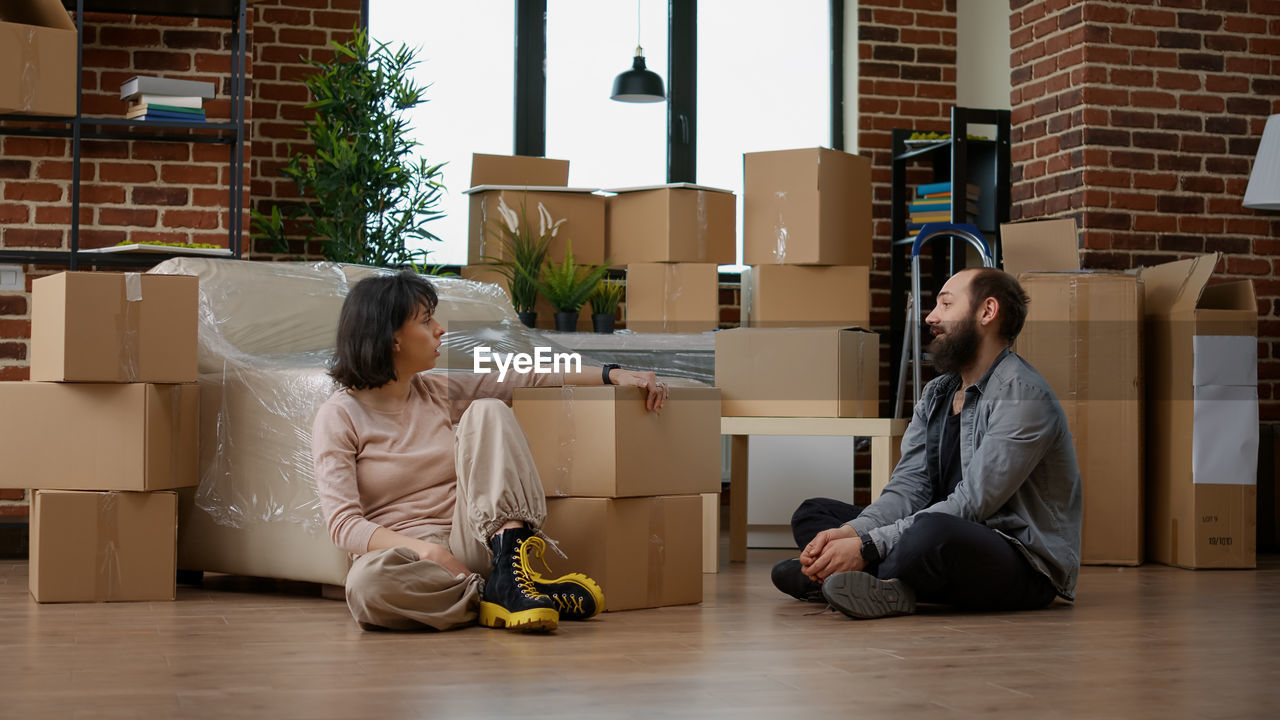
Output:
[149, 258, 713, 535]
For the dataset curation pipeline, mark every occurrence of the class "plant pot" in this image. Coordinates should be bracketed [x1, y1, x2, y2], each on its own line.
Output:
[592, 313, 616, 334]
[553, 312, 579, 333]
[517, 311, 537, 328]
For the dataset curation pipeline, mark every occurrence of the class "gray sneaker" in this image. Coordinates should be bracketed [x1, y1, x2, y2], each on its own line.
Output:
[821, 571, 917, 619]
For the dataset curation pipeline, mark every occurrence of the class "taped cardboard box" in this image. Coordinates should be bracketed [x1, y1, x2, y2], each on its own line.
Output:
[624, 263, 719, 333]
[469, 153, 570, 187]
[1004, 219, 1145, 566]
[31, 272, 198, 383]
[743, 147, 872, 266]
[544, 495, 702, 611]
[746, 264, 870, 328]
[0, 0, 76, 116]
[459, 264, 593, 332]
[466, 186, 605, 266]
[512, 386, 722, 498]
[606, 184, 736, 265]
[716, 327, 879, 417]
[0, 382, 199, 491]
[30, 489, 177, 603]
[1140, 253, 1257, 569]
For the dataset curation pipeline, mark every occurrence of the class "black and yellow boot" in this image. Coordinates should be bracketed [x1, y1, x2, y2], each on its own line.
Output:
[479, 527, 559, 633]
[519, 535, 605, 621]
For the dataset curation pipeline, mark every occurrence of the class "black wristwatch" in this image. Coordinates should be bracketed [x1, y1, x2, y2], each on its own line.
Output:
[602, 363, 621, 385]
[858, 531, 882, 566]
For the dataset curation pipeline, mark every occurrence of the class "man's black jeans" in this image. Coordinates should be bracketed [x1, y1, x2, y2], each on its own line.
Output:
[792, 497, 1059, 611]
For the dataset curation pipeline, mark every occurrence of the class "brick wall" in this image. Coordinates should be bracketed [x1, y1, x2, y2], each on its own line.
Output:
[1009, 0, 1280, 419]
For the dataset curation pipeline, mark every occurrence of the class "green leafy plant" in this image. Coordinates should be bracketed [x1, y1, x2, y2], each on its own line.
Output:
[588, 279, 623, 317]
[482, 196, 558, 314]
[250, 27, 444, 266]
[536, 242, 610, 314]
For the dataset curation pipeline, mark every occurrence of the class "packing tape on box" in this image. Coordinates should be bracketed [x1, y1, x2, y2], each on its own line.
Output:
[772, 197, 789, 263]
[19, 28, 39, 112]
[696, 191, 709, 261]
[647, 498, 666, 606]
[551, 386, 577, 497]
[118, 273, 144, 381]
[95, 492, 123, 602]
[661, 264, 683, 333]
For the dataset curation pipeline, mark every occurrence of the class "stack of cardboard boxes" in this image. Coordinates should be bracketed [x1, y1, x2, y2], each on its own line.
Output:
[0, 272, 200, 602]
[608, 183, 737, 333]
[512, 385, 722, 610]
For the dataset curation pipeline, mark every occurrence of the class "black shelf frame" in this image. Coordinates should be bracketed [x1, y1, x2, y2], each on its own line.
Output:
[0, 0, 248, 270]
[887, 106, 1011, 407]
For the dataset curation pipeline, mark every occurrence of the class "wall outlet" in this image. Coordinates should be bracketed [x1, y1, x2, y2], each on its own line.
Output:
[0, 265, 23, 292]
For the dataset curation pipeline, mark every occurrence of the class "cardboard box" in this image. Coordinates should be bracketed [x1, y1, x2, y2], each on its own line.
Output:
[624, 263, 719, 333]
[746, 264, 870, 328]
[0, 382, 199, 491]
[470, 153, 569, 187]
[0, 0, 76, 116]
[459, 264, 593, 332]
[606, 184, 736, 265]
[512, 386, 722, 498]
[716, 327, 879, 417]
[30, 489, 177, 603]
[543, 495, 702, 611]
[466, 186, 606, 266]
[31, 272, 198, 383]
[1141, 253, 1257, 569]
[743, 147, 872, 266]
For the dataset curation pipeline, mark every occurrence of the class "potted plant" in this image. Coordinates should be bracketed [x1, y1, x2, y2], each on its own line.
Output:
[587, 279, 623, 334]
[535, 243, 610, 332]
[483, 196, 559, 327]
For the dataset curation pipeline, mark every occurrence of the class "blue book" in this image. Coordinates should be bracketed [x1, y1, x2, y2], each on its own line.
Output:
[915, 182, 981, 199]
[909, 201, 980, 214]
[141, 110, 207, 123]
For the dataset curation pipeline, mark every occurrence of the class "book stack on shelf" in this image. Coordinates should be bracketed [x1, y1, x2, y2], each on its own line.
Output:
[908, 181, 980, 230]
[120, 75, 216, 123]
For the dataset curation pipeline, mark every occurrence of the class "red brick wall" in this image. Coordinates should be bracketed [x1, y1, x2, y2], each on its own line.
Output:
[1010, 0, 1280, 418]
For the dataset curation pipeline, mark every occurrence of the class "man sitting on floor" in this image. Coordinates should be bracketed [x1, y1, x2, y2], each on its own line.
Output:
[772, 267, 1082, 619]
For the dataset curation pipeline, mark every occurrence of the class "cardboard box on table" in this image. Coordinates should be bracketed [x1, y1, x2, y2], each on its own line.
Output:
[0, 0, 76, 116]
[30, 272, 198, 383]
[745, 264, 870, 328]
[624, 263, 719, 333]
[1004, 219, 1144, 566]
[469, 153, 570, 187]
[543, 495, 702, 611]
[716, 327, 879, 418]
[466, 186, 606, 266]
[0, 382, 199, 491]
[512, 386, 722, 498]
[459, 264, 593, 332]
[606, 183, 736, 265]
[30, 489, 177, 602]
[743, 147, 872, 266]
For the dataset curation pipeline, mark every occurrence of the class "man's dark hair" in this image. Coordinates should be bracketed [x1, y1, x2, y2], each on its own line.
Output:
[330, 271, 439, 390]
[967, 268, 1029, 343]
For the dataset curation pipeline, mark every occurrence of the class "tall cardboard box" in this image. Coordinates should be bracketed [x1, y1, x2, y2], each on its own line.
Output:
[743, 147, 872, 266]
[0, 0, 77, 116]
[606, 184, 736, 265]
[716, 327, 879, 417]
[0, 382, 199, 491]
[746, 265, 870, 328]
[459, 264, 593, 332]
[624, 263, 719, 333]
[1140, 253, 1257, 569]
[466, 186, 606, 266]
[512, 386, 722, 498]
[544, 495, 702, 611]
[30, 490, 178, 603]
[31, 272, 198, 383]
[469, 153, 570, 187]
[1004, 219, 1145, 566]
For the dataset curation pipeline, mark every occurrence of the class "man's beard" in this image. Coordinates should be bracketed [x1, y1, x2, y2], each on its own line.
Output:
[929, 316, 980, 375]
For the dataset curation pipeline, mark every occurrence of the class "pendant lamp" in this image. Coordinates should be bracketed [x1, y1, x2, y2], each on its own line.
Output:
[611, 2, 665, 103]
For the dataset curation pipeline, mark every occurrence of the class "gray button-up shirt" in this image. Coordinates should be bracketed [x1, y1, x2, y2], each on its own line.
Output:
[848, 349, 1083, 599]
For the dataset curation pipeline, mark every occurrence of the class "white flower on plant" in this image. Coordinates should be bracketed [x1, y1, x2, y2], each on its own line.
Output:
[496, 196, 520, 234]
[537, 202, 567, 238]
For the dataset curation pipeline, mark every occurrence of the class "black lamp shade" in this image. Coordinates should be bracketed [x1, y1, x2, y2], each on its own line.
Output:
[611, 54, 666, 103]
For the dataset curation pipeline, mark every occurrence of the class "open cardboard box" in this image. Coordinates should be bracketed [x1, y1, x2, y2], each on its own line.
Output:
[0, 0, 76, 116]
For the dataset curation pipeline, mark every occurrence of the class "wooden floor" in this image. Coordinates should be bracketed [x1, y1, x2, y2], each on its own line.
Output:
[2, 547, 1279, 719]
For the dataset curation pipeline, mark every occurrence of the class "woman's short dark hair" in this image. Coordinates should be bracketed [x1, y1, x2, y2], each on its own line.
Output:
[330, 271, 439, 390]
[967, 268, 1030, 343]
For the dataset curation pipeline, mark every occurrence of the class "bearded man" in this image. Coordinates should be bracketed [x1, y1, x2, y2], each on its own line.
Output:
[771, 268, 1083, 619]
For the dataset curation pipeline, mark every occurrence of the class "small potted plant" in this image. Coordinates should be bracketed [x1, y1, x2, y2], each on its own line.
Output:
[587, 279, 623, 334]
[483, 196, 558, 327]
[535, 242, 610, 332]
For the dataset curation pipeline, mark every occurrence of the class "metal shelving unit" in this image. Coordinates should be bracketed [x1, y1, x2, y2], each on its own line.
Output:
[0, 0, 248, 269]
